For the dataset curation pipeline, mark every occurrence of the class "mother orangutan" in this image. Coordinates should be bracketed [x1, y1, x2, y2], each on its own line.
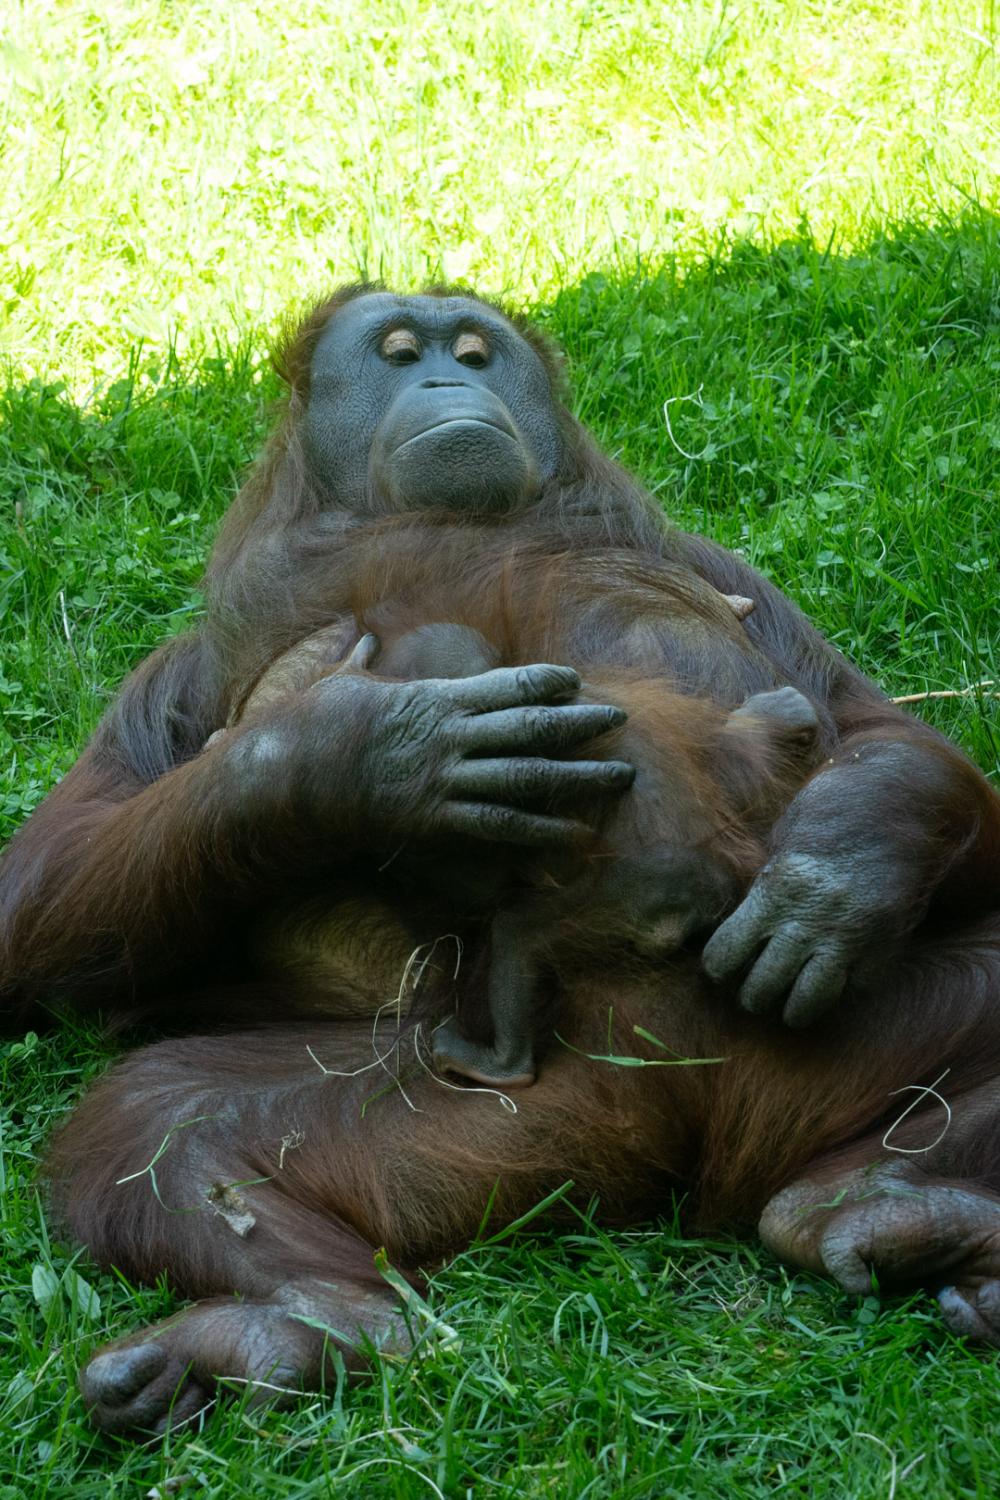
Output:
[1, 285, 998, 1435]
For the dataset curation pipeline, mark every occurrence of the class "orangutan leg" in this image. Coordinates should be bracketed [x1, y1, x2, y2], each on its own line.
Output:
[80, 1275, 408, 1435]
[47, 1013, 678, 1434]
[43, 1025, 429, 1435]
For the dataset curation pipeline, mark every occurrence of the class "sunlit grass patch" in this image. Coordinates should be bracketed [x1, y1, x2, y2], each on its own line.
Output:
[2, 0, 999, 380]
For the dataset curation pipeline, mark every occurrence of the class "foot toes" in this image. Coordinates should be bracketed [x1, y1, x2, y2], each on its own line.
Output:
[938, 1282, 1000, 1346]
[150, 1376, 214, 1435]
[82, 1342, 167, 1406]
[81, 1340, 211, 1434]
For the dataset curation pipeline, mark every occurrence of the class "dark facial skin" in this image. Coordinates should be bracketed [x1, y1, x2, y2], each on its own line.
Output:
[305, 294, 564, 513]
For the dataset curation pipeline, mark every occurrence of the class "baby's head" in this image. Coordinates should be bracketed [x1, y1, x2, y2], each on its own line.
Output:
[374, 623, 501, 681]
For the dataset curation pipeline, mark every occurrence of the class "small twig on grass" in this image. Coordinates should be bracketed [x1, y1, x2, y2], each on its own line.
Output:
[892, 680, 997, 704]
[58, 589, 83, 672]
[856, 1431, 925, 1500]
[663, 385, 713, 461]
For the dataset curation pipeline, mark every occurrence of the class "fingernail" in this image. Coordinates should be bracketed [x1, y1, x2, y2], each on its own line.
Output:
[607, 761, 636, 783]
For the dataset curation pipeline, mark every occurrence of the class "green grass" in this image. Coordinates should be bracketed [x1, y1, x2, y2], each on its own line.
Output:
[3, 0, 1000, 380]
[2, 1, 1000, 1494]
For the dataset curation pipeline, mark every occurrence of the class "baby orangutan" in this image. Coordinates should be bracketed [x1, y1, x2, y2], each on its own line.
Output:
[213, 594, 821, 1088]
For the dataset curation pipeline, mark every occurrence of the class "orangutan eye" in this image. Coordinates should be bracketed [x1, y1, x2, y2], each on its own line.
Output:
[381, 329, 421, 364]
[453, 332, 490, 368]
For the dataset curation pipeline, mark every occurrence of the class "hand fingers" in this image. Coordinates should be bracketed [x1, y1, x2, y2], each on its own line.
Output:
[446, 757, 635, 803]
[150, 1377, 215, 1435]
[439, 802, 591, 847]
[456, 702, 627, 754]
[938, 1285, 1000, 1344]
[737, 925, 811, 1015]
[781, 948, 848, 1028]
[441, 664, 583, 711]
[701, 884, 771, 982]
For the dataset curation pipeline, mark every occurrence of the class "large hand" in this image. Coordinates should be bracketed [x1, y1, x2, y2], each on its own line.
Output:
[226, 661, 634, 850]
[702, 750, 930, 1026]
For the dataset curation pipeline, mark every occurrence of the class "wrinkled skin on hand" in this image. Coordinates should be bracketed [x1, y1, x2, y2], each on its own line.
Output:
[227, 662, 634, 851]
[704, 743, 943, 1024]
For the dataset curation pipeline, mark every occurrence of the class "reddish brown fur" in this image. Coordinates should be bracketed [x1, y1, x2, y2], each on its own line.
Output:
[43, 917, 1000, 1266]
[210, 540, 826, 1084]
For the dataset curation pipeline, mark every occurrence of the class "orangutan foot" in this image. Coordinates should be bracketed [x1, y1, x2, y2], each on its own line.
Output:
[79, 1279, 406, 1434]
[431, 1019, 536, 1088]
[760, 1160, 1000, 1344]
